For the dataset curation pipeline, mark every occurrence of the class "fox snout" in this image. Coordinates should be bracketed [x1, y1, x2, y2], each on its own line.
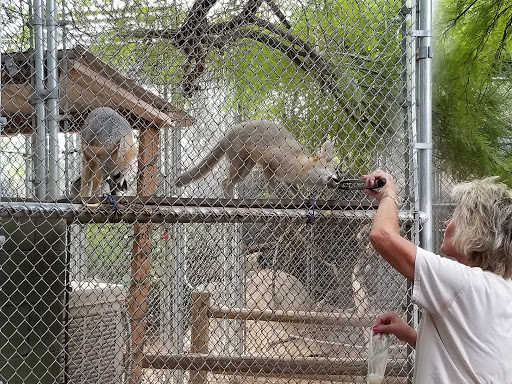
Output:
[314, 169, 340, 188]
[310, 163, 340, 188]
[326, 174, 340, 188]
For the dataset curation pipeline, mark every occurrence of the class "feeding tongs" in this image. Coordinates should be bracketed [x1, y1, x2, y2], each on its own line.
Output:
[337, 178, 387, 190]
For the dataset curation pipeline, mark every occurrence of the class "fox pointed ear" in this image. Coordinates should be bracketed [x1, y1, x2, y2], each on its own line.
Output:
[318, 140, 333, 162]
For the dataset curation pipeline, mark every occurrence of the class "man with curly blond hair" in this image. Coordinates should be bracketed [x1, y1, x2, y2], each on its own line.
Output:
[363, 171, 512, 383]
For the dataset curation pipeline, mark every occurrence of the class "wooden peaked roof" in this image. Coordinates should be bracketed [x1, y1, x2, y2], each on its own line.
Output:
[1, 45, 194, 134]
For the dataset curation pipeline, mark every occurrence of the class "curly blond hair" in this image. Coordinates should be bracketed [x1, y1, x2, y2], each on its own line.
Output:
[451, 177, 512, 279]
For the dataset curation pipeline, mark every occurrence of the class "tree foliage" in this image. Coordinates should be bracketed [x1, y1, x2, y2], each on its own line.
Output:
[4, 0, 512, 181]
[106, 0, 512, 181]
[222, 0, 403, 153]
[433, 0, 512, 184]
[103, 0, 405, 174]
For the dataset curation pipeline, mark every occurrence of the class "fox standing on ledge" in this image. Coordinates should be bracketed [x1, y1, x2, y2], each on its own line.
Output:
[77, 107, 138, 200]
[175, 120, 340, 197]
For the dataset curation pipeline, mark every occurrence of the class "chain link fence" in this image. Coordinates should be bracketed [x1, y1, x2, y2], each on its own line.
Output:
[0, 0, 441, 382]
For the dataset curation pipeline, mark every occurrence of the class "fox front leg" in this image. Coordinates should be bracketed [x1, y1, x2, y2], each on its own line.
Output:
[80, 153, 102, 207]
[263, 169, 279, 199]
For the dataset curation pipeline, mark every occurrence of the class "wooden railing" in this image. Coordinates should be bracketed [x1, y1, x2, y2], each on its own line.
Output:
[141, 291, 409, 383]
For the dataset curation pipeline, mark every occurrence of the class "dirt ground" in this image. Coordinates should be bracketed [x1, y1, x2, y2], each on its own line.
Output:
[137, 266, 410, 384]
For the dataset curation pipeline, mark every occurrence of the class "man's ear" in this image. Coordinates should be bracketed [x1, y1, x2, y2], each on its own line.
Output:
[318, 140, 333, 162]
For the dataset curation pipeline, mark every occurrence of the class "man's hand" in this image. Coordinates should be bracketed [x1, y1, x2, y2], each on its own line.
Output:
[372, 311, 417, 348]
[363, 169, 398, 201]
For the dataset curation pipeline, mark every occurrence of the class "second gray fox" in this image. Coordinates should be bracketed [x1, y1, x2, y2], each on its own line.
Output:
[175, 120, 340, 197]
[77, 107, 138, 200]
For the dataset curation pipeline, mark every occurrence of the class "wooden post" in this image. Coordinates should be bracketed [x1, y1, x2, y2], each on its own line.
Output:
[190, 291, 211, 384]
[128, 125, 159, 384]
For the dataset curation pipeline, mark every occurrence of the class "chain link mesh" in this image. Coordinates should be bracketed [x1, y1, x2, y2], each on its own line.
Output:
[0, 0, 440, 382]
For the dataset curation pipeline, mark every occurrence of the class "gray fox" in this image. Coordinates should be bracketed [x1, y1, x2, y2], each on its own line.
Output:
[175, 120, 340, 197]
[75, 107, 138, 201]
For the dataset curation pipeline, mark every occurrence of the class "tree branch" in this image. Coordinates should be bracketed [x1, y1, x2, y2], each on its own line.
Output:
[208, 27, 368, 124]
[264, 0, 292, 29]
[445, 0, 479, 31]
[126, 0, 386, 132]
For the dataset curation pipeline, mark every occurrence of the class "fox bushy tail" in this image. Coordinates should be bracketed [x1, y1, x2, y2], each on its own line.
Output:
[175, 139, 228, 187]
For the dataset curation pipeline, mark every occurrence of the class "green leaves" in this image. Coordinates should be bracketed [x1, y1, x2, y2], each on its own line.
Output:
[222, 0, 404, 174]
[433, 0, 512, 184]
[86, 0, 407, 175]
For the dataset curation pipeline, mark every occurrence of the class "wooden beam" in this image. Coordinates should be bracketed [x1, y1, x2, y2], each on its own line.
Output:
[190, 291, 211, 384]
[127, 125, 160, 384]
[137, 125, 160, 196]
[141, 353, 409, 378]
[208, 304, 376, 327]
[128, 226, 153, 384]
[68, 62, 183, 127]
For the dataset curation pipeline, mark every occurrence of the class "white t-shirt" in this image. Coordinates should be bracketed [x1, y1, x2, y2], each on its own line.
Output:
[412, 247, 512, 383]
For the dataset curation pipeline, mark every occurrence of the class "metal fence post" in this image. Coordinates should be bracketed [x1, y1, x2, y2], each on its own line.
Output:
[415, 0, 433, 252]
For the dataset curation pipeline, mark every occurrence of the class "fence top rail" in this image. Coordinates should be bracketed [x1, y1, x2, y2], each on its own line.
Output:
[0, 200, 425, 224]
[61, 196, 379, 209]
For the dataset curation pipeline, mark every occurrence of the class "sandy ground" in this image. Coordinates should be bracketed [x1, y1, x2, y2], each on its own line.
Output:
[135, 267, 410, 384]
